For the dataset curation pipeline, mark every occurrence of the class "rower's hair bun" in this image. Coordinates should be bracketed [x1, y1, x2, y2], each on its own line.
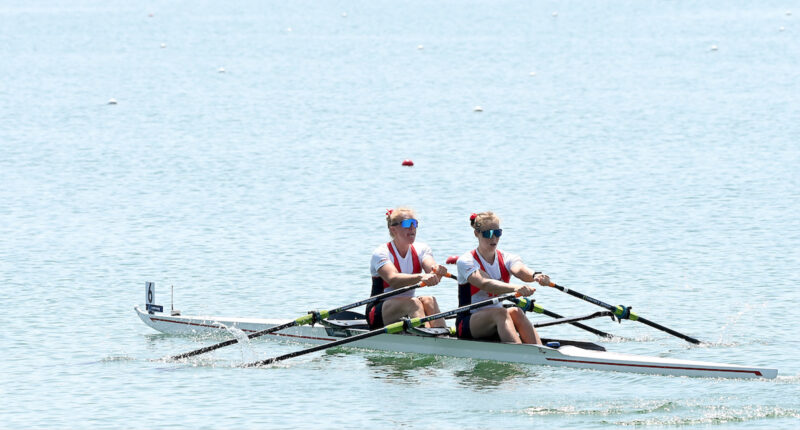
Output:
[471, 211, 499, 231]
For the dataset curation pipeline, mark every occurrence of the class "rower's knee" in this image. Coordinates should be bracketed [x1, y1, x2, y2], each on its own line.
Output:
[508, 307, 524, 319]
[493, 309, 513, 324]
[418, 296, 436, 306]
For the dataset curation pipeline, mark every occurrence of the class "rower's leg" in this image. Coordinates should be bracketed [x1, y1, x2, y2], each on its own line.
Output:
[469, 308, 521, 343]
[381, 297, 425, 325]
[418, 296, 446, 328]
[495, 309, 522, 343]
[509, 307, 541, 345]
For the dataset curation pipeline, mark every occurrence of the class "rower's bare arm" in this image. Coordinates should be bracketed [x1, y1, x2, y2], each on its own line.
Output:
[510, 263, 551, 286]
[467, 270, 534, 296]
[378, 263, 439, 287]
[379, 264, 422, 288]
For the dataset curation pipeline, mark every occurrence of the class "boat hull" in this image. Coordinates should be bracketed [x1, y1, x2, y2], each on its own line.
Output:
[135, 306, 777, 379]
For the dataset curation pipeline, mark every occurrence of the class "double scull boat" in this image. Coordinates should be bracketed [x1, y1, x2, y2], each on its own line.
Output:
[135, 305, 777, 379]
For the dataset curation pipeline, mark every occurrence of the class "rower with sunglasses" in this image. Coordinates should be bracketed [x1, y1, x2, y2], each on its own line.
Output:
[367, 207, 448, 330]
[455, 211, 551, 344]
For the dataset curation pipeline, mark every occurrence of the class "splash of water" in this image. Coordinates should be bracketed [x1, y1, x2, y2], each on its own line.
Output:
[517, 400, 799, 425]
[213, 321, 258, 364]
[519, 399, 677, 417]
[608, 405, 800, 426]
[715, 302, 768, 346]
[99, 355, 136, 363]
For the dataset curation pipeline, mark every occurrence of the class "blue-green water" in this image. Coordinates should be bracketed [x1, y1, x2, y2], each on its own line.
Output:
[2, 0, 799, 428]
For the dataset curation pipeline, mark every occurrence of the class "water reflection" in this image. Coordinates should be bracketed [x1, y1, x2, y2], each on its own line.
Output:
[360, 352, 446, 384]
[454, 361, 536, 391]
[331, 347, 537, 390]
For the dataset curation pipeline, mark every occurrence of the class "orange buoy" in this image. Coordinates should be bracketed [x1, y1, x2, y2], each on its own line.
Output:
[445, 255, 459, 264]
[402, 159, 414, 166]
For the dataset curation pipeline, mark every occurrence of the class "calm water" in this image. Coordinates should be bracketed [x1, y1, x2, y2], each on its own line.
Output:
[2, 0, 799, 428]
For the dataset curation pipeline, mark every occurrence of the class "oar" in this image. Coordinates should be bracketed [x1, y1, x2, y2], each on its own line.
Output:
[244, 292, 521, 367]
[443, 256, 615, 339]
[546, 282, 701, 344]
[509, 296, 616, 338]
[170, 274, 454, 360]
[533, 311, 613, 329]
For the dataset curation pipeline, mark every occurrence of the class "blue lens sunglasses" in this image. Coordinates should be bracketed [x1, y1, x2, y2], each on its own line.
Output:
[392, 218, 419, 228]
[481, 229, 503, 238]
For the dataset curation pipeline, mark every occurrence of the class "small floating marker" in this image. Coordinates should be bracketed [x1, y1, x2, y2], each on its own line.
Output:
[287, 27, 292, 32]
[786, 11, 792, 16]
[402, 159, 414, 167]
[710, 44, 718, 51]
[160, 43, 166, 48]
[445, 255, 459, 264]
[552, 11, 558, 17]
[417, 44, 424, 50]
[107, 98, 117, 105]
[148, 13, 154, 18]
[341, 12, 347, 17]
[529, 71, 537, 76]
[474, 106, 483, 112]
[779, 26, 785, 32]
[218, 67, 226, 73]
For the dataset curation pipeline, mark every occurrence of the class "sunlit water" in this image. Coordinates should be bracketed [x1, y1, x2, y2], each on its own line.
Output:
[1, 0, 798, 428]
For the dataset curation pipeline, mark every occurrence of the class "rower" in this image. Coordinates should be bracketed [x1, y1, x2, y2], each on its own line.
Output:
[455, 211, 551, 344]
[367, 207, 448, 329]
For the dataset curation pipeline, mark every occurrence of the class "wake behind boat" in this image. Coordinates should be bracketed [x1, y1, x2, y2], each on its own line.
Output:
[135, 284, 777, 379]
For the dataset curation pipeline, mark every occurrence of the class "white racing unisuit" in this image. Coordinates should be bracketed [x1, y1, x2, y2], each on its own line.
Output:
[135, 304, 777, 379]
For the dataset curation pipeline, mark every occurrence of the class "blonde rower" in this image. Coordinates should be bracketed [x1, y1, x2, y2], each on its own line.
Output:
[367, 208, 448, 329]
[455, 212, 551, 344]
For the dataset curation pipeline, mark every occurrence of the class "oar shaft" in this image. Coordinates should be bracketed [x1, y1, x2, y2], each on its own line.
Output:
[414, 292, 518, 325]
[251, 326, 382, 366]
[325, 280, 429, 315]
[171, 319, 297, 360]
[534, 311, 612, 329]
[549, 283, 701, 344]
[508, 297, 615, 338]
[632, 315, 701, 344]
[539, 308, 615, 338]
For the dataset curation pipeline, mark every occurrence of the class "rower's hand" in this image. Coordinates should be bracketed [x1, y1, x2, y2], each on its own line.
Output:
[432, 264, 448, 277]
[533, 273, 551, 286]
[515, 285, 536, 296]
[421, 272, 440, 286]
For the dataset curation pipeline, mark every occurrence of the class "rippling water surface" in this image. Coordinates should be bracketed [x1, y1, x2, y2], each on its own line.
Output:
[1, 0, 798, 428]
